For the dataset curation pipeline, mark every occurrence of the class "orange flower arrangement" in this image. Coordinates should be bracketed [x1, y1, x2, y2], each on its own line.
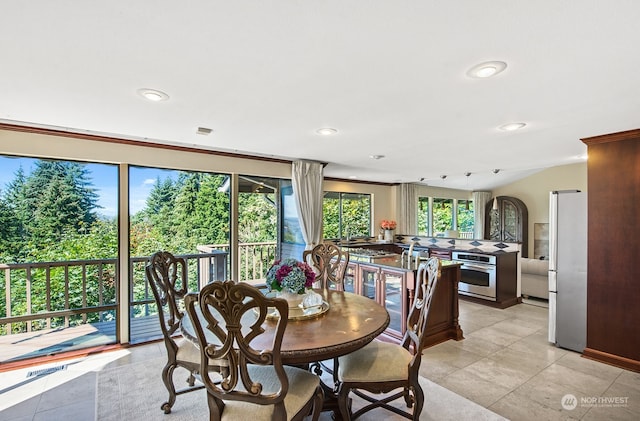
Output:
[380, 220, 397, 230]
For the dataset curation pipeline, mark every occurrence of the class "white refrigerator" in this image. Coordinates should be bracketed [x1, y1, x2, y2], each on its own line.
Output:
[548, 190, 587, 352]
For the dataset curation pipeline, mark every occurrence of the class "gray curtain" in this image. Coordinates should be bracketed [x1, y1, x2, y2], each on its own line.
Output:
[398, 183, 418, 235]
[292, 160, 324, 249]
[473, 191, 492, 239]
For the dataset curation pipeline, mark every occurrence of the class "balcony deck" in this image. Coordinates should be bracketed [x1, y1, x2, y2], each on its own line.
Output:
[0, 315, 161, 364]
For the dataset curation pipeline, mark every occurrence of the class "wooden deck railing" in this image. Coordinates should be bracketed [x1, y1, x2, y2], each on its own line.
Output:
[0, 242, 277, 337]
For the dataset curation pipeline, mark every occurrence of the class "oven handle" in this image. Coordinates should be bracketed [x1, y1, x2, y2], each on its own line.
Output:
[458, 262, 495, 271]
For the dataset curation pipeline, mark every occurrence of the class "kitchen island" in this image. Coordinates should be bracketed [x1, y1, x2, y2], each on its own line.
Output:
[343, 252, 464, 348]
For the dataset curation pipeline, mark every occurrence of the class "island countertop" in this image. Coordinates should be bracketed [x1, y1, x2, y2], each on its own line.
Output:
[348, 253, 462, 272]
[345, 254, 464, 348]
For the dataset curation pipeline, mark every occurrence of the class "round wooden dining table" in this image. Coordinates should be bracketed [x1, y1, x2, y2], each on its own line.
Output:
[180, 288, 390, 366]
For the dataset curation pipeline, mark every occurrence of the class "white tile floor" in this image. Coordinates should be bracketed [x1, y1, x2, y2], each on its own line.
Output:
[0, 300, 639, 420]
[421, 300, 640, 420]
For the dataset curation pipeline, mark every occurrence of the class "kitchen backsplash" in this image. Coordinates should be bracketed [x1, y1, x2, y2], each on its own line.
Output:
[396, 235, 522, 254]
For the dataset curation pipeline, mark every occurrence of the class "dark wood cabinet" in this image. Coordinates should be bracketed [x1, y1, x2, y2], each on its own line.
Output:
[357, 263, 410, 339]
[345, 260, 463, 347]
[429, 248, 452, 260]
[581, 129, 640, 373]
[485, 196, 529, 257]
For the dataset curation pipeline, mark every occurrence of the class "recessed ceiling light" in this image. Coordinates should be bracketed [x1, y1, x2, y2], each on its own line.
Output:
[137, 88, 169, 102]
[316, 128, 338, 136]
[369, 154, 385, 160]
[348, 175, 357, 179]
[466, 61, 507, 78]
[498, 122, 526, 131]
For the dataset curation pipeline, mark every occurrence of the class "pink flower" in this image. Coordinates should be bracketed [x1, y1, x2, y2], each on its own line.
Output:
[380, 219, 397, 230]
[266, 258, 316, 293]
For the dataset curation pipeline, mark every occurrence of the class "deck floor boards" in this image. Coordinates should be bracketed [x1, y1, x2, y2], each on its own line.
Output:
[0, 315, 162, 364]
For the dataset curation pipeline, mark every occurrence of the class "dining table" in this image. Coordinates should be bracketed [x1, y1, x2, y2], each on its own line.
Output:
[180, 287, 390, 419]
[180, 287, 390, 365]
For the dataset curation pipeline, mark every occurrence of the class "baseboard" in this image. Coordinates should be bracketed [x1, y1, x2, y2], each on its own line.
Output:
[582, 347, 640, 373]
[459, 294, 521, 309]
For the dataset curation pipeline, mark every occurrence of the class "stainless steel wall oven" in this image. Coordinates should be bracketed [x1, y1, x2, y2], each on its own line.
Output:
[452, 251, 497, 301]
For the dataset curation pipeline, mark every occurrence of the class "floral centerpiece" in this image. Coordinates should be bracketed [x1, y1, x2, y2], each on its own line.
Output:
[266, 258, 316, 294]
[380, 220, 397, 230]
[380, 219, 397, 242]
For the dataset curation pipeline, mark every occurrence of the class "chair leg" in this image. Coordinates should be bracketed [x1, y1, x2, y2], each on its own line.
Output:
[186, 371, 196, 387]
[337, 383, 352, 420]
[206, 391, 224, 421]
[160, 363, 178, 414]
[411, 383, 424, 421]
[309, 385, 325, 421]
[403, 386, 413, 408]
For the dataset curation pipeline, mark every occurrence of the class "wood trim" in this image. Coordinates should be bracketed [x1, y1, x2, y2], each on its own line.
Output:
[582, 347, 640, 373]
[581, 128, 640, 145]
[0, 343, 128, 373]
[324, 176, 398, 186]
[0, 122, 292, 165]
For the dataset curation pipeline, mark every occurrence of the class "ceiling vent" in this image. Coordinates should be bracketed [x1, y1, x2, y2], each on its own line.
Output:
[196, 127, 213, 135]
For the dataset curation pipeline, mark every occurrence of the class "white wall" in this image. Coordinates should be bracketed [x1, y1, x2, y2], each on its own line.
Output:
[492, 162, 587, 257]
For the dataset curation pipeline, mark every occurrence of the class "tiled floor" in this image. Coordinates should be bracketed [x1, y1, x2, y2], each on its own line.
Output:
[421, 299, 640, 420]
[1, 300, 639, 420]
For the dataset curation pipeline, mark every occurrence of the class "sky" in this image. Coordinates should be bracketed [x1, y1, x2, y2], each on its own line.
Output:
[0, 155, 178, 218]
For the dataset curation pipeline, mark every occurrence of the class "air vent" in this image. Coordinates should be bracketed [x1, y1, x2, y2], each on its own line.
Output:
[27, 364, 67, 378]
[196, 127, 213, 135]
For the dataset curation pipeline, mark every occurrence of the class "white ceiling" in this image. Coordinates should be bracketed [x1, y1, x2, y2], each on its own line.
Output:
[2, 1, 639, 191]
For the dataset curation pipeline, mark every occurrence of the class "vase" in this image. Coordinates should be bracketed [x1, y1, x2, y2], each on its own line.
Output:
[384, 229, 394, 242]
[277, 289, 305, 308]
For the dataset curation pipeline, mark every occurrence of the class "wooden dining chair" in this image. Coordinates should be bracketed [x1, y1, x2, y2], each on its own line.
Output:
[184, 280, 324, 421]
[302, 242, 349, 290]
[146, 251, 228, 414]
[302, 242, 350, 382]
[336, 257, 440, 420]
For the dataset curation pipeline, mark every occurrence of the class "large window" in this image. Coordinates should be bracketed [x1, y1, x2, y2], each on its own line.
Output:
[237, 176, 278, 284]
[418, 197, 430, 236]
[129, 166, 231, 343]
[433, 198, 453, 236]
[323, 192, 371, 240]
[418, 196, 474, 237]
[0, 155, 118, 356]
[457, 199, 475, 238]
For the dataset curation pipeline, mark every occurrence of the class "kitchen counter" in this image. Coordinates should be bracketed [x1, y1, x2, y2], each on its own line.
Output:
[345, 254, 463, 348]
[349, 253, 461, 272]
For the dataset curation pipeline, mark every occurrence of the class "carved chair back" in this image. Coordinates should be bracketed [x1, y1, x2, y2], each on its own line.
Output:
[146, 251, 189, 349]
[402, 257, 440, 368]
[302, 242, 349, 290]
[184, 280, 291, 418]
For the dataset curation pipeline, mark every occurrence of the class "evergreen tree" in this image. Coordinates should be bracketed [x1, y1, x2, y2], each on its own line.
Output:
[0, 192, 21, 259]
[3, 166, 30, 252]
[23, 161, 99, 244]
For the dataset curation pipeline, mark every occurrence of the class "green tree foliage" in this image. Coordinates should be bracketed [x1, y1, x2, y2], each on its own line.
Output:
[0, 160, 111, 333]
[130, 173, 231, 255]
[0, 192, 20, 259]
[238, 191, 276, 243]
[322, 195, 340, 239]
[322, 193, 370, 239]
[457, 200, 475, 234]
[432, 199, 453, 235]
